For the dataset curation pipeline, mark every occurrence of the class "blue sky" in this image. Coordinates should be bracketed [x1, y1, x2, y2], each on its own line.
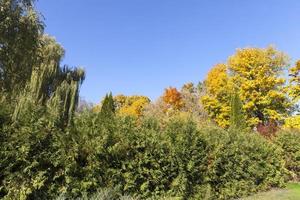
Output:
[37, 0, 300, 103]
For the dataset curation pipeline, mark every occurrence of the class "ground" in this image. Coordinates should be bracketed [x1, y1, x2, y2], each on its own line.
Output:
[242, 183, 300, 200]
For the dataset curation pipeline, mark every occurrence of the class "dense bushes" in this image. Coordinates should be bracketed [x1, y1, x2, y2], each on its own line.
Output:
[71, 114, 210, 199]
[201, 128, 285, 199]
[2, 111, 288, 199]
[275, 129, 300, 181]
[1, 105, 296, 199]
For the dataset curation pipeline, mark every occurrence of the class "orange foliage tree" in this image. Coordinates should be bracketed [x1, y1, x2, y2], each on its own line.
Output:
[163, 87, 184, 110]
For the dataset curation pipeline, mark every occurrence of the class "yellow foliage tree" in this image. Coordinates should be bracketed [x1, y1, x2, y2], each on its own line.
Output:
[288, 60, 300, 101]
[114, 95, 150, 117]
[202, 46, 291, 127]
[284, 115, 300, 129]
[228, 46, 290, 126]
[201, 64, 231, 127]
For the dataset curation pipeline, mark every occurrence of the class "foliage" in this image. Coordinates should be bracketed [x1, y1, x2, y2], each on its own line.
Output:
[284, 115, 300, 129]
[144, 83, 207, 124]
[275, 130, 300, 181]
[228, 46, 290, 126]
[288, 60, 300, 101]
[114, 95, 150, 117]
[162, 87, 184, 111]
[99, 93, 116, 119]
[0, 1, 299, 200]
[202, 47, 291, 128]
[201, 64, 231, 127]
[0, 0, 42, 94]
[201, 127, 285, 199]
[180, 82, 207, 121]
[229, 91, 246, 130]
[0, 115, 71, 199]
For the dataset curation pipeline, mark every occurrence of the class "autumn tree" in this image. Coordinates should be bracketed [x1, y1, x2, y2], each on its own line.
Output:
[114, 95, 150, 117]
[202, 46, 291, 128]
[201, 64, 231, 127]
[163, 87, 184, 111]
[288, 60, 300, 101]
[228, 46, 290, 126]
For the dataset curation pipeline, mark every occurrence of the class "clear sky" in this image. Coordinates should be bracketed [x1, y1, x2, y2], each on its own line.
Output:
[36, 0, 300, 103]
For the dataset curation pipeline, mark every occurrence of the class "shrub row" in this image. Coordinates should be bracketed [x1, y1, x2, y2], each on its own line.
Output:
[0, 112, 294, 199]
[274, 129, 300, 181]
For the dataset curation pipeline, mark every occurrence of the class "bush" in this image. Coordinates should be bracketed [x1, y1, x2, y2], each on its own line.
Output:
[0, 118, 71, 199]
[275, 129, 300, 181]
[200, 127, 285, 199]
[84, 116, 209, 199]
[0, 111, 288, 199]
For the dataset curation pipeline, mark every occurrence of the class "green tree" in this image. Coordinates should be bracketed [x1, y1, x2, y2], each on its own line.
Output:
[100, 93, 116, 119]
[229, 91, 246, 130]
[0, 0, 43, 95]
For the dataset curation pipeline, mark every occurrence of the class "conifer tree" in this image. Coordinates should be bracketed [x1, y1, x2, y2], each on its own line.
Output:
[229, 91, 246, 130]
[100, 92, 116, 119]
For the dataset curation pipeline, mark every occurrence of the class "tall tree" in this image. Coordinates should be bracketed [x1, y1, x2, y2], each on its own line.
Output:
[228, 46, 290, 126]
[229, 91, 246, 130]
[0, 0, 43, 95]
[202, 46, 291, 128]
[100, 93, 116, 119]
[288, 60, 300, 101]
[0, 0, 85, 127]
[201, 64, 231, 127]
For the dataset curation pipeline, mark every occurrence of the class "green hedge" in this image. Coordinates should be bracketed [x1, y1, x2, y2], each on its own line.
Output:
[0, 113, 287, 199]
[275, 129, 300, 181]
[201, 127, 285, 199]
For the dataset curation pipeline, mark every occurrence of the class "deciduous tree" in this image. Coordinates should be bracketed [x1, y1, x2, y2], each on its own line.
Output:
[163, 87, 184, 111]
[201, 64, 231, 127]
[114, 95, 150, 117]
[228, 46, 290, 126]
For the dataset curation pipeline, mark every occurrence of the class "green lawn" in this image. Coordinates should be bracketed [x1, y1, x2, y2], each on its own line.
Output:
[242, 183, 300, 200]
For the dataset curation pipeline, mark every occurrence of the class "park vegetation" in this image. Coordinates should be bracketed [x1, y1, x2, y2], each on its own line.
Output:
[0, 0, 300, 199]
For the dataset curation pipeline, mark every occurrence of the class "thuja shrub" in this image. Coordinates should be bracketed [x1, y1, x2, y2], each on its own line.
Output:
[274, 129, 300, 181]
[201, 127, 285, 199]
[95, 117, 209, 199]
[0, 118, 71, 199]
[71, 116, 286, 199]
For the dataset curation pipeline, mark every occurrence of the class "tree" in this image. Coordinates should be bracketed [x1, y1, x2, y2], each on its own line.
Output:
[100, 93, 115, 119]
[201, 64, 231, 127]
[202, 47, 291, 128]
[12, 36, 85, 127]
[163, 87, 184, 111]
[180, 82, 207, 120]
[288, 60, 300, 101]
[0, 0, 43, 95]
[114, 95, 150, 117]
[229, 91, 246, 130]
[228, 46, 290, 126]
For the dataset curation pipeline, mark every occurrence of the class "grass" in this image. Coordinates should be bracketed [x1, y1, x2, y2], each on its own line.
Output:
[242, 183, 300, 200]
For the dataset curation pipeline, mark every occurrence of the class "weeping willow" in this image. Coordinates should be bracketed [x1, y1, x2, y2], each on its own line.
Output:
[12, 35, 85, 127]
